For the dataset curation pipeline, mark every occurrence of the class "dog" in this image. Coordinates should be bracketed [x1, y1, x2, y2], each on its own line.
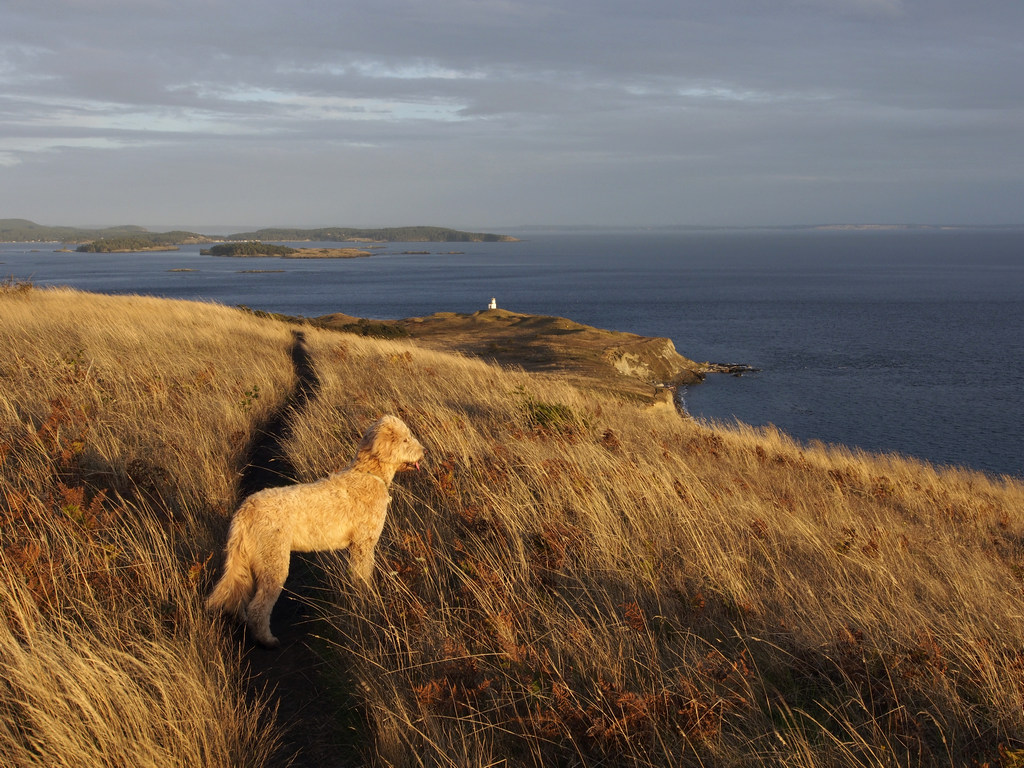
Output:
[205, 415, 425, 647]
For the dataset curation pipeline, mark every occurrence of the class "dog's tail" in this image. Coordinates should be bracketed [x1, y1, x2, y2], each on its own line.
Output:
[205, 515, 255, 619]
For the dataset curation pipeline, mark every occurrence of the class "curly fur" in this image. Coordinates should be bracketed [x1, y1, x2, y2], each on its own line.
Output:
[206, 415, 425, 647]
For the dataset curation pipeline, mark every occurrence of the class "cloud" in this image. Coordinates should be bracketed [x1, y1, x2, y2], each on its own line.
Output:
[790, 0, 905, 16]
[1, 0, 1022, 225]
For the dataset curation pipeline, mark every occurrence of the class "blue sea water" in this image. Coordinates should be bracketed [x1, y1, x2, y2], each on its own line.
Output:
[3, 229, 1022, 478]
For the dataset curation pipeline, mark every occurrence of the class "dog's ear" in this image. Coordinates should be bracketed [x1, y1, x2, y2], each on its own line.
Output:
[357, 416, 391, 457]
[355, 417, 382, 458]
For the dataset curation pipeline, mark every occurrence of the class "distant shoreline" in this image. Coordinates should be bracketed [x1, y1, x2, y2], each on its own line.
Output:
[0, 219, 519, 246]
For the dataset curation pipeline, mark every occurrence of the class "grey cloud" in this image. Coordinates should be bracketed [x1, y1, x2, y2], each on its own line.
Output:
[1, 0, 1022, 225]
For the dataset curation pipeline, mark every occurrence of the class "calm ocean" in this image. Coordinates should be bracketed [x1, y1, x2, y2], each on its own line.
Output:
[3, 229, 1022, 478]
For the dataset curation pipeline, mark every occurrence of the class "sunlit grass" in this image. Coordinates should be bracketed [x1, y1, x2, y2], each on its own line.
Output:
[0, 285, 291, 766]
[3, 285, 1023, 767]
[287, 326, 1024, 766]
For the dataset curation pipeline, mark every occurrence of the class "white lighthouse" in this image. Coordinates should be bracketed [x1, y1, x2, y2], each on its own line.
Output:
[488, 297, 498, 310]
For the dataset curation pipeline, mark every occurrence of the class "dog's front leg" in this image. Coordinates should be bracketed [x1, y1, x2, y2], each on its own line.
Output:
[348, 536, 379, 586]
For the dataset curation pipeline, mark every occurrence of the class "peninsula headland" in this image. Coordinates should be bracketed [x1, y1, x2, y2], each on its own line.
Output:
[311, 307, 755, 407]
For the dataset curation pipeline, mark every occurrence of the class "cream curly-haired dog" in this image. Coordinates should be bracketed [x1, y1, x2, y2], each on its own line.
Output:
[206, 415, 425, 647]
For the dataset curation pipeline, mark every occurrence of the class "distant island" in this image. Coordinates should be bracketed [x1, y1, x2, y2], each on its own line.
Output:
[202, 243, 372, 259]
[75, 238, 181, 253]
[0, 219, 518, 247]
[201, 242, 297, 257]
[283, 248, 372, 259]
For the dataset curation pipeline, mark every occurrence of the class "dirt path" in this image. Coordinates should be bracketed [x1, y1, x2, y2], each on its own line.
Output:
[235, 331, 363, 768]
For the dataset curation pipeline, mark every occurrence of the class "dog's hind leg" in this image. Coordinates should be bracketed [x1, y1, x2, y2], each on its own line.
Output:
[246, 554, 289, 648]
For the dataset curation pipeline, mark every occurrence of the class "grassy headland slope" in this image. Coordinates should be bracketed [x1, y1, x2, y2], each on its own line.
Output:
[289, 326, 1024, 767]
[3, 285, 1024, 767]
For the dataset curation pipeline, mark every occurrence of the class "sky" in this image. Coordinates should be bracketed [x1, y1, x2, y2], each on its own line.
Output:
[1, 0, 1022, 229]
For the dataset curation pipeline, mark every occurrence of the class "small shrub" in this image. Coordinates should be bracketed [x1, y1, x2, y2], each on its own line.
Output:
[335, 318, 410, 339]
[0, 276, 33, 295]
[512, 385, 587, 435]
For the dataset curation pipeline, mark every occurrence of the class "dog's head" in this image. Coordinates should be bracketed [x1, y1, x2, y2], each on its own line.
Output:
[357, 415, 425, 473]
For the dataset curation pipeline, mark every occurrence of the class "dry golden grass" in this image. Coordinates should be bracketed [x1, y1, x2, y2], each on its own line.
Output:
[3, 285, 1024, 767]
[0, 285, 293, 766]
[0, 510, 276, 767]
[284, 327, 1024, 767]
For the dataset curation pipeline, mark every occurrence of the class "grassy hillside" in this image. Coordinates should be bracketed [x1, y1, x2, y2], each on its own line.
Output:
[0, 285, 295, 766]
[3, 284, 1023, 767]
